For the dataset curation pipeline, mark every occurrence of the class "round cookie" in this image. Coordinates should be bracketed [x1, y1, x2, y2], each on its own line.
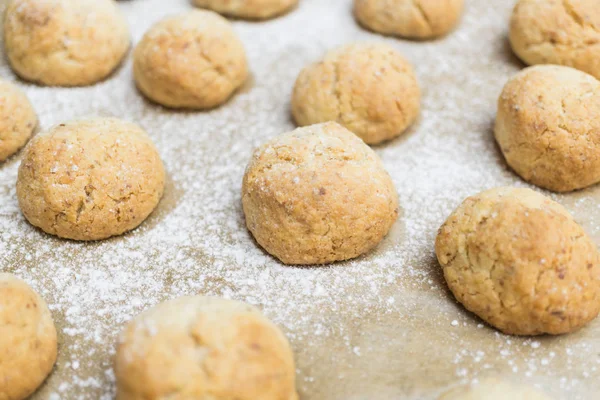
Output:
[4, 0, 130, 87]
[17, 118, 165, 241]
[242, 122, 399, 265]
[0, 80, 37, 162]
[115, 296, 298, 400]
[192, 0, 298, 20]
[353, 0, 464, 39]
[0, 273, 57, 400]
[133, 10, 248, 110]
[495, 65, 600, 192]
[510, 0, 600, 79]
[439, 378, 552, 400]
[292, 43, 420, 145]
[435, 187, 600, 336]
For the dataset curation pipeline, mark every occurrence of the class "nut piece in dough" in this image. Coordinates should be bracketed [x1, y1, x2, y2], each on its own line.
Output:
[115, 296, 298, 400]
[17, 118, 165, 241]
[4, 0, 130, 86]
[435, 187, 600, 336]
[495, 65, 600, 192]
[438, 378, 553, 400]
[353, 0, 464, 39]
[0, 273, 57, 400]
[509, 0, 600, 79]
[133, 10, 248, 110]
[292, 43, 420, 145]
[242, 122, 399, 265]
[0, 80, 37, 162]
[192, 0, 298, 20]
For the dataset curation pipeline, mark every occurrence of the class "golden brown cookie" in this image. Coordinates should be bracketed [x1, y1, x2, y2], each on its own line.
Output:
[436, 187, 600, 336]
[17, 118, 165, 241]
[192, 0, 298, 20]
[115, 296, 298, 400]
[133, 10, 248, 110]
[510, 0, 600, 79]
[4, 0, 130, 86]
[0, 80, 37, 162]
[242, 122, 399, 265]
[439, 378, 552, 400]
[495, 65, 600, 192]
[354, 0, 464, 39]
[0, 273, 57, 400]
[292, 43, 420, 145]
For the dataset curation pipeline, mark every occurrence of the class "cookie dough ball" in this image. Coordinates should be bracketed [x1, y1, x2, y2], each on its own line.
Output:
[192, 0, 298, 20]
[0, 273, 57, 400]
[439, 378, 552, 400]
[242, 122, 399, 265]
[292, 43, 420, 145]
[17, 118, 165, 241]
[436, 187, 600, 336]
[133, 10, 248, 110]
[115, 296, 298, 400]
[510, 0, 600, 79]
[0, 80, 37, 162]
[4, 0, 130, 86]
[495, 65, 600, 192]
[354, 0, 464, 39]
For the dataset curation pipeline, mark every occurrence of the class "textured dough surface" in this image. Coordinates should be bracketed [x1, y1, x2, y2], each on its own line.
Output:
[242, 122, 399, 265]
[495, 65, 600, 192]
[436, 187, 600, 336]
[115, 296, 298, 400]
[3, 0, 130, 86]
[133, 10, 248, 110]
[16, 118, 165, 241]
[0, 79, 37, 162]
[438, 378, 553, 400]
[0, 273, 57, 400]
[192, 0, 298, 20]
[353, 0, 464, 39]
[292, 43, 420, 145]
[509, 0, 600, 79]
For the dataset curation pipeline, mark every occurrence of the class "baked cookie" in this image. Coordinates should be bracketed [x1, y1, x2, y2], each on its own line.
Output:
[17, 118, 165, 241]
[354, 0, 464, 39]
[439, 378, 552, 400]
[192, 0, 298, 20]
[115, 296, 298, 400]
[134, 10, 248, 110]
[436, 187, 600, 336]
[292, 43, 420, 145]
[510, 0, 600, 79]
[4, 0, 130, 86]
[242, 122, 399, 265]
[495, 65, 600, 192]
[0, 273, 57, 400]
[0, 80, 37, 162]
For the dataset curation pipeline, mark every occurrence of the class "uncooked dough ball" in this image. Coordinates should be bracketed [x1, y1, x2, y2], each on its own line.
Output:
[495, 65, 600, 192]
[510, 0, 600, 79]
[0, 80, 37, 162]
[353, 0, 464, 39]
[292, 43, 420, 145]
[439, 378, 552, 400]
[133, 10, 248, 110]
[3, 0, 130, 86]
[115, 296, 298, 400]
[17, 118, 165, 241]
[436, 187, 600, 336]
[242, 122, 399, 265]
[192, 0, 298, 20]
[0, 273, 57, 400]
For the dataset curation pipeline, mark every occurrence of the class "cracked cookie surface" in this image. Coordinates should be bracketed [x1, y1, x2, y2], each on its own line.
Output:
[192, 0, 298, 20]
[435, 187, 600, 336]
[242, 122, 399, 265]
[115, 296, 298, 400]
[0, 79, 37, 162]
[353, 0, 464, 39]
[133, 10, 248, 110]
[3, 0, 130, 86]
[16, 118, 165, 241]
[495, 65, 600, 192]
[510, 0, 600, 79]
[291, 43, 420, 145]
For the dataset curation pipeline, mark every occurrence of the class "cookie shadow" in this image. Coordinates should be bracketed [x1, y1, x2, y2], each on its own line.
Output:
[502, 35, 526, 69]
